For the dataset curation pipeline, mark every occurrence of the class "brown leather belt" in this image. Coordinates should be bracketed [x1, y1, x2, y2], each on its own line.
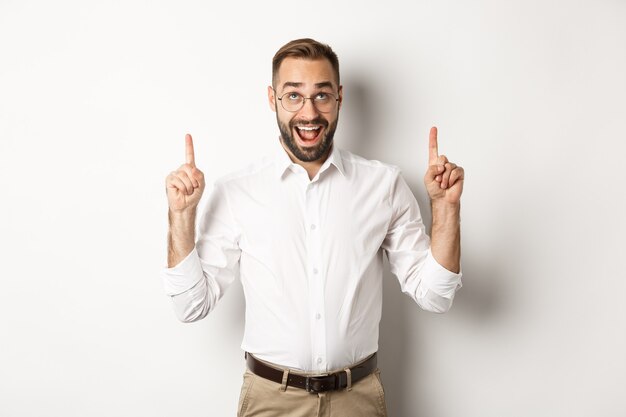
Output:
[245, 352, 377, 394]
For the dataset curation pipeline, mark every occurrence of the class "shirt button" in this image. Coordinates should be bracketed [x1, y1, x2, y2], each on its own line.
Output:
[313, 268, 318, 274]
[317, 357, 322, 364]
[310, 224, 316, 230]
[315, 313, 321, 320]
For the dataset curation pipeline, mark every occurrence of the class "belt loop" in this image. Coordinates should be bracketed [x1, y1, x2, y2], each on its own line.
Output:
[279, 369, 290, 392]
[344, 368, 352, 392]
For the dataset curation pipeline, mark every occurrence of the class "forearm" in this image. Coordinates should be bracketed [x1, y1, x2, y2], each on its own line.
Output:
[167, 208, 197, 268]
[430, 201, 461, 273]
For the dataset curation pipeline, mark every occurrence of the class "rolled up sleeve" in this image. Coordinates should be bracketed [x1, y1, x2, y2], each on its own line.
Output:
[161, 181, 241, 322]
[382, 169, 462, 313]
[162, 247, 204, 296]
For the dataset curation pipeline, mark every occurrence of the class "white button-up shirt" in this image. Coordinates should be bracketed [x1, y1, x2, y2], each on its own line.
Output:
[162, 138, 462, 373]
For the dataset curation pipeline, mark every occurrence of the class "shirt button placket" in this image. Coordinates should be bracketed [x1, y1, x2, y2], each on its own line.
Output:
[305, 182, 326, 372]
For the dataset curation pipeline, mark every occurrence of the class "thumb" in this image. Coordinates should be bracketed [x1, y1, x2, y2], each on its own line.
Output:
[425, 164, 444, 183]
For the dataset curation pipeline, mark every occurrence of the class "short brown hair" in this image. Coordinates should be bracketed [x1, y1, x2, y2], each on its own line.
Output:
[272, 38, 340, 88]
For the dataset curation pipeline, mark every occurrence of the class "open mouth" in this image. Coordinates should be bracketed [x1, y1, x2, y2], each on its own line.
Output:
[294, 125, 323, 146]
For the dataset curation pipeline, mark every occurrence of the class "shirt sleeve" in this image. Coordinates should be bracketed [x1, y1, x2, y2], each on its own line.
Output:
[381, 169, 462, 313]
[161, 181, 241, 322]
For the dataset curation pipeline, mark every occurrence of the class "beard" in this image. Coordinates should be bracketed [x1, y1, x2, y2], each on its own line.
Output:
[277, 114, 339, 162]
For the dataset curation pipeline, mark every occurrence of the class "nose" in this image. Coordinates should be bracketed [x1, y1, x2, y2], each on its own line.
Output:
[298, 97, 320, 120]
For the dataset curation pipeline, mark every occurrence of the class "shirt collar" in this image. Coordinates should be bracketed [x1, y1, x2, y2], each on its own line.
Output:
[273, 137, 345, 180]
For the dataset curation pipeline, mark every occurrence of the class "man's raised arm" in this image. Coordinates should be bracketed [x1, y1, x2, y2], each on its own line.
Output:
[165, 133, 206, 267]
[423, 126, 464, 273]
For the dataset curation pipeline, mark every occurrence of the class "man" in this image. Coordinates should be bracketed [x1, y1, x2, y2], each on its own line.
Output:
[163, 38, 464, 417]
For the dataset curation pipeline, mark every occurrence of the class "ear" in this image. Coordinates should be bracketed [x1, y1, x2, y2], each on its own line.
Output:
[337, 85, 343, 110]
[268, 86, 277, 112]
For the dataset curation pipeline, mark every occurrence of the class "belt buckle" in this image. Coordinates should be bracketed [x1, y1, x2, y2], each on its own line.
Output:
[304, 374, 335, 394]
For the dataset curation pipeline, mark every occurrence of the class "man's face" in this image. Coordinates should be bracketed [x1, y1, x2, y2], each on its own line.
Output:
[268, 57, 342, 162]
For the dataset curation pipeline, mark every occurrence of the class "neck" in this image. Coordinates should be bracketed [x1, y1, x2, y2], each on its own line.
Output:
[279, 138, 332, 180]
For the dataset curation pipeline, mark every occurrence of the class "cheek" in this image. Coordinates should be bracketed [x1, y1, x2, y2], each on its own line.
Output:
[277, 113, 293, 128]
[280, 114, 293, 126]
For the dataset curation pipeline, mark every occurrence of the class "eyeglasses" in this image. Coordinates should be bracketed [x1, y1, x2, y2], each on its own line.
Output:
[274, 89, 339, 113]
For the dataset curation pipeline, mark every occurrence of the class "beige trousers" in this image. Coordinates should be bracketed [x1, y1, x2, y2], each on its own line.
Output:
[237, 368, 388, 417]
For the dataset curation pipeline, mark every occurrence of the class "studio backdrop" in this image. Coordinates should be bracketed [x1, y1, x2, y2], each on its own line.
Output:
[1, 1, 625, 416]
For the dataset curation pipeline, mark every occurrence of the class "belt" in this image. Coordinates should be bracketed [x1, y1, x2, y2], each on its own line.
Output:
[245, 352, 377, 394]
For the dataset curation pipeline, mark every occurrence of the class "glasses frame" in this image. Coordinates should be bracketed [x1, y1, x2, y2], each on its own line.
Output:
[272, 88, 340, 113]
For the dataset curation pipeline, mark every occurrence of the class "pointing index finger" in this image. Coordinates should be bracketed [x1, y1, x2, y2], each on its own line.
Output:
[428, 126, 439, 166]
[185, 133, 195, 167]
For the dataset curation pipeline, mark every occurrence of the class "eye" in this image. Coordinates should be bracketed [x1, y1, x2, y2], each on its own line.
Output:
[285, 92, 301, 101]
[315, 92, 329, 101]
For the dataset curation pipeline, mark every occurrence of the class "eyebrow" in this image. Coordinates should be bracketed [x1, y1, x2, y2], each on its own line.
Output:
[281, 81, 335, 90]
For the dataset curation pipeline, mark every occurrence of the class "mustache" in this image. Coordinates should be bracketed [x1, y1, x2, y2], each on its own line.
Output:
[289, 117, 328, 129]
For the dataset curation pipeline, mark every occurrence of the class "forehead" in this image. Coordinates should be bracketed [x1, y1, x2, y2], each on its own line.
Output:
[276, 57, 337, 90]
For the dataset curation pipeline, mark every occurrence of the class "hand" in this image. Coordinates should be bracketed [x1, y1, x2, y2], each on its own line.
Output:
[166, 134, 206, 213]
[423, 126, 464, 204]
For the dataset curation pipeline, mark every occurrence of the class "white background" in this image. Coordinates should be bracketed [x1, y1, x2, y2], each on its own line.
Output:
[1, 1, 625, 416]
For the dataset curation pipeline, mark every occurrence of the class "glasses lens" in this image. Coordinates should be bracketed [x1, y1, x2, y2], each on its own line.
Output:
[281, 93, 304, 112]
[313, 93, 335, 113]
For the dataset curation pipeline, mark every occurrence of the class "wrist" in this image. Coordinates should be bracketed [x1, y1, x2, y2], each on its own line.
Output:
[168, 207, 197, 222]
[431, 199, 460, 214]
[168, 208, 197, 237]
[431, 198, 460, 209]
[431, 200, 460, 226]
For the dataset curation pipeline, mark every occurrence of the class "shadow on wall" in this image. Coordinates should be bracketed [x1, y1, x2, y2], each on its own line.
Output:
[378, 232, 503, 416]
[340, 73, 382, 159]
[345, 76, 502, 416]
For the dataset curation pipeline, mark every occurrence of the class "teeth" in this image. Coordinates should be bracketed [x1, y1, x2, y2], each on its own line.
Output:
[297, 126, 321, 131]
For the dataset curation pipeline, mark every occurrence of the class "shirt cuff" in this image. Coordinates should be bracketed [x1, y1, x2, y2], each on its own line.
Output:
[161, 247, 204, 296]
[418, 249, 463, 299]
